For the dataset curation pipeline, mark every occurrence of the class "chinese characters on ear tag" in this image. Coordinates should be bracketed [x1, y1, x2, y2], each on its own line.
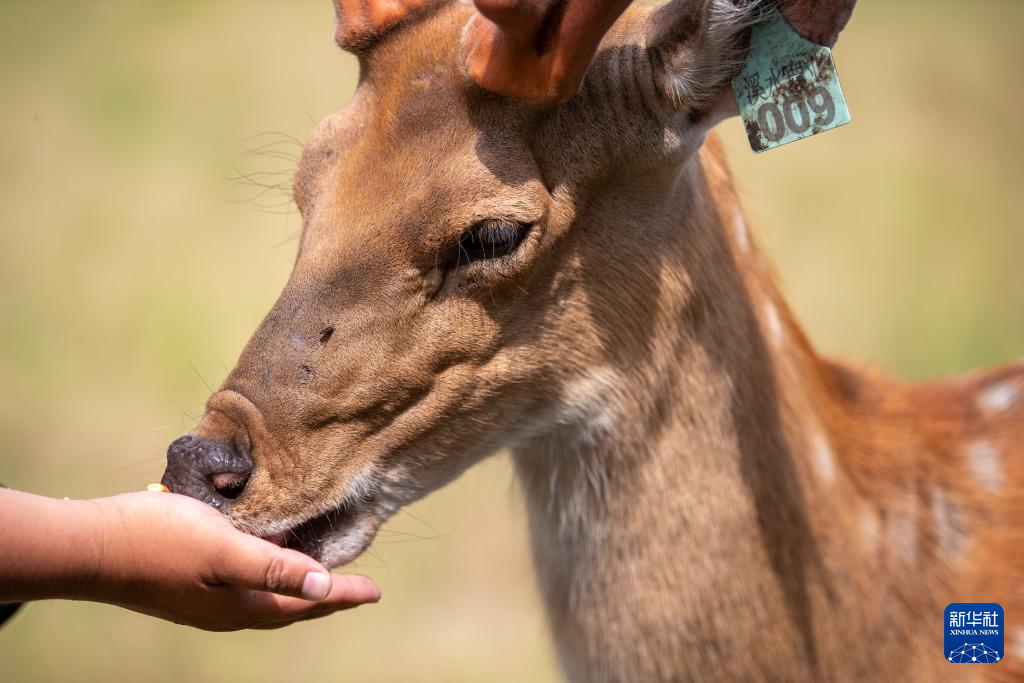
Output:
[732, 13, 851, 153]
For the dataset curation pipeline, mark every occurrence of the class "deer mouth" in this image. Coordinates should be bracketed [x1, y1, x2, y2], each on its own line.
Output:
[261, 497, 381, 569]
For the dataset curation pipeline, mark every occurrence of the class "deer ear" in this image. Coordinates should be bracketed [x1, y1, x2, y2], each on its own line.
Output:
[646, 0, 761, 115]
[332, 0, 439, 52]
[777, 0, 857, 49]
[647, 0, 856, 120]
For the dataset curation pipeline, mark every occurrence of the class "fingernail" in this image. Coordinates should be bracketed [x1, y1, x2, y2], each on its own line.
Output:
[301, 571, 332, 601]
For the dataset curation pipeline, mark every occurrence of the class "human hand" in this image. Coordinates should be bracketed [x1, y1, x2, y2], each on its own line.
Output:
[83, 491, 381, 630]
[0, 487, 379, 631]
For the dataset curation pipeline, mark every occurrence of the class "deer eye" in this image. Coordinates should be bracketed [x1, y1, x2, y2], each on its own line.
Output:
[454, 219, 530, 264]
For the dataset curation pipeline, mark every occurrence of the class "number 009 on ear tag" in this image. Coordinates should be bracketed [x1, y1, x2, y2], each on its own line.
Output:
[732, 14, 851, 153]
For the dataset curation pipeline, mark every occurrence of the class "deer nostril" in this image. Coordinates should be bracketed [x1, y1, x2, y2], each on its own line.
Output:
[161, 435, 254, 506]
[211, 471, 249, 500]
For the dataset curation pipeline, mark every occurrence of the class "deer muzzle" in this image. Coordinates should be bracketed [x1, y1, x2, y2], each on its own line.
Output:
[161, 434, 254, 509]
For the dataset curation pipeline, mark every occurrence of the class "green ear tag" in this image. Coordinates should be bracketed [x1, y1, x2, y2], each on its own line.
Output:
[732, 13, 851, 153]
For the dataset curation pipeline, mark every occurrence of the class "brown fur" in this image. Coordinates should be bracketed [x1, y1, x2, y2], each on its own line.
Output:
[188, 3, 1023, 680]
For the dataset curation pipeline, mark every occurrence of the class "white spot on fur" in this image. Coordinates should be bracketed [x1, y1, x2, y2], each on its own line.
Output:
[734, 207, 750, 253]
[811, 432, 836, 484]
[967, 441, 1003, 490]
[931, 489, 965, 559]
[1013, 630, 1024, 658]
[557, 368, 621, 446]
[859, 507, 880, 556]
[764, 302, 783, 347]
[978, 379, 1019, 413]
[540, 368, 624, 532]
[887, 501, 917, 565]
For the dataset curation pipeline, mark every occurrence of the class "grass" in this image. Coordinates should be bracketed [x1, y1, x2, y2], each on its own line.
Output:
[1, 1, 1021, 680]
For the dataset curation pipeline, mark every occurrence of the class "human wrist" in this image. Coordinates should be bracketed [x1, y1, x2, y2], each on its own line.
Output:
[42, 497, 114, 602]
[70, 495, 156, 606]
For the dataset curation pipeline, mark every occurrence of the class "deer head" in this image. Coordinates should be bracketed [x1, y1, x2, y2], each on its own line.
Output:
[161, 0, 853, 568]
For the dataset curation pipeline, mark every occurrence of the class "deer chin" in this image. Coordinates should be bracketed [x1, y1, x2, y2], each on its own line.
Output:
[243, 453, 431, 568]
[261, 501, 383, 569]
[254, 469, 391, 568]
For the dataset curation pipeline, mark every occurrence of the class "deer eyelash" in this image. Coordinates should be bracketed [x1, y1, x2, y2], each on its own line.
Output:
[452, 219, 532, 265]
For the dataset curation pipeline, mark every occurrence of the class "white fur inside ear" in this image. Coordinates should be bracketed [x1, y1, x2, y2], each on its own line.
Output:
[654, 0, 767, 111]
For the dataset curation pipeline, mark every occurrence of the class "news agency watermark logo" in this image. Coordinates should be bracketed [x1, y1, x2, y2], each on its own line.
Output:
[945, 603, 1004, 663]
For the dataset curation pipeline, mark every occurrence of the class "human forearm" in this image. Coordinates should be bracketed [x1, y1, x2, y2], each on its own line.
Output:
[0, 489, 107, 603]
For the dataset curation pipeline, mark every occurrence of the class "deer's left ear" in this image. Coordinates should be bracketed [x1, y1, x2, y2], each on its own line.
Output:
[645, 0, 758, 118]
[647, 0, 856, 123]
[777, 0, 857, 49]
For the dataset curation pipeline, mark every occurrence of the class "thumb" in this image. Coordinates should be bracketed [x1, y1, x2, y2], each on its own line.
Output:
[213, 533, 334, 601]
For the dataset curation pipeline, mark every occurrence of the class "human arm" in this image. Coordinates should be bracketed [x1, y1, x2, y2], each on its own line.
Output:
[0, 488, 379, 630]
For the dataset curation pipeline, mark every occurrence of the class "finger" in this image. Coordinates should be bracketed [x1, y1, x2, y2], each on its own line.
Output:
[251, 612, 333, 630]
[317, 573, 381, 607]
[211, 532, 337, 601]
[238, 576, 380, 627]
[254, 573, 380, 611]
[250, 604, 356, 630]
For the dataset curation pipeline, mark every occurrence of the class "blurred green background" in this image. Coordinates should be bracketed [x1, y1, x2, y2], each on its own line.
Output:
[1, 1, 1021, 681]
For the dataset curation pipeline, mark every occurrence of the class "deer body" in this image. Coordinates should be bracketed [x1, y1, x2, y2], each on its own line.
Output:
[512, 136, 1024, 682]
[161, 2, 1023, 680]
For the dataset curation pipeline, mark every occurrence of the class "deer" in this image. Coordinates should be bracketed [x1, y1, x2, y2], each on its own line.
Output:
[160, 0, 1024, 680]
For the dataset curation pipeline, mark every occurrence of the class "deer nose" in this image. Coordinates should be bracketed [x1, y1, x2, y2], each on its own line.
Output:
[160, 435, 254, 509]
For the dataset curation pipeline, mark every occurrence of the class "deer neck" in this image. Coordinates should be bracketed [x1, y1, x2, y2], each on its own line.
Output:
[509, 142, 905, 678]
